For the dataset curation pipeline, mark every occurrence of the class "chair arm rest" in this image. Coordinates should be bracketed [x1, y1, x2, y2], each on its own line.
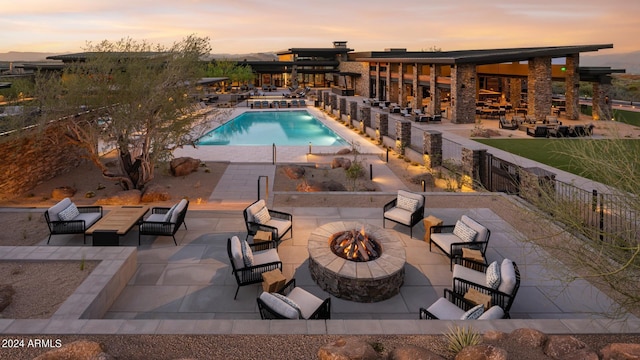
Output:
[383, 198, 398, 212]
[451, 241, 489, 255]
[268, 209, 292, 221]
[309, 297, 331, 319]
[151, 207, 171, 215]
[78, 206, 103, 214]
[453, 257, 489, 271]
[443, 288, 476, 311]
[410, 207, 425, 225]
[419, 307, 439, 320]
[278, 278, 296, 296]
[452, 277, 513, 310]
[431, 224, 455, 234]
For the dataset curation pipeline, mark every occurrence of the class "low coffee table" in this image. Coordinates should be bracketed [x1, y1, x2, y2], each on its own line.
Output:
[86, 205, 149, 246]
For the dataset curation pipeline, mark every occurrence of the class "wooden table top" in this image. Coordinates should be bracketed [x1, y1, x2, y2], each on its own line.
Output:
[86, 205, 149, 235]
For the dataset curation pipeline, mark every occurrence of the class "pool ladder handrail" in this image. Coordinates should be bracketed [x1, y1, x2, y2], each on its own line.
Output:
[257, 175, 269, 201]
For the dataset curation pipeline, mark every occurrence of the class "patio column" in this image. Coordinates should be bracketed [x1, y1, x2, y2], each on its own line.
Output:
[360, 105, 371, 128]
[386, 62, 392, 102]
[398, 63, 404, 107]
[412, 63, 420, 110]
[396, 120, 411, 155]
[593, 82, 614, 121]
[527, 56, 552, 122]
[374, 113, 388, 143]
[429, 64, 442, 115]
[450, 64, 476, 124]
[375, 62, 381, 100]
[339, 97, 347, 117]
[422, 130, 442, 168]
[565, 54, 580, 120]
[509, 78, 522, 106]
[349, 101, 358, 121]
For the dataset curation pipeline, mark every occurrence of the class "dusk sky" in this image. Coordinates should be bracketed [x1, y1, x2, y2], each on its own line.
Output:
[3, 0, 639, 55]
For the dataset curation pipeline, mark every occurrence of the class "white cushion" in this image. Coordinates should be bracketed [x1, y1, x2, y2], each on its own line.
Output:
[397, 194, 419, 212]
[254, 206, 271, 224]
[259, 292, 299, 319]
[430, 233, 464, 255]
[272, 292, 302, 319]
[263, 217, 291, 238]
[497, 259, 517, 295]
[252, 248, 280, 266]
[478, 306, 505, 320]
[145, 213, 166, 222]
[246, 200, 266, 222]
[75, 212, 101, 228]
[47, 198, 73, 221]
[453, 264, 487, 287]
[461, 215, 489, 243]
[170, 199, 188, 224]
[384, 207, 413, 225]
[486, 261, 501, 289]
[230, 236, 244, 269]
[460, 304, 484, 320]
[163, 202, 179, 222]
[453, 220, 477, 243]
[58, 203, 80, 221]
[287, 287, 325, 319]
[397, 190, 424, 208]
[240, 239, 254, 267]
[426, 297, 465, 320]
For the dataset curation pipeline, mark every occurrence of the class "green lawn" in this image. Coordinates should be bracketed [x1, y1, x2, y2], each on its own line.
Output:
[473, 138, 640, 183]
[581, 105, 640, 127]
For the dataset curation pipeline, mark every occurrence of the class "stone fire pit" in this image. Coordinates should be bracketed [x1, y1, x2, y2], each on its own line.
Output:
[308, 221, 405, 302]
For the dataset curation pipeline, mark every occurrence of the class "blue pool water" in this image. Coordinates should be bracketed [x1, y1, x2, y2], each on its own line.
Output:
[197, 110, 349, 146]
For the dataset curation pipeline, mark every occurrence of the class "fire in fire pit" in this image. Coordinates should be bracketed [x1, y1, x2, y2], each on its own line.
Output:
[329, 227, 382, 262]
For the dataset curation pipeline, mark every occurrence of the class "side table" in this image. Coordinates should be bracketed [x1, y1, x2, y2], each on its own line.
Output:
[262, 269, 286, 293]
[253, 230, 273, 244]
[423, 215, 443, 242]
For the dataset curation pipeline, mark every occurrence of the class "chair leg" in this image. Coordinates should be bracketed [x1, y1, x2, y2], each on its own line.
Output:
[183, 221, 188, 230]
[138, 233, 142, 246]
[83, 234, 87, 245]
[47, 234, 52, 244]
[172, 235, 177, 246]
[234, 286, 240, 300]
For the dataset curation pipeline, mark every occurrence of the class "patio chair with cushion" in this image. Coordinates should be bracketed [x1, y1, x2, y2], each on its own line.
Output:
[429, 215, 491, 270]
[257, 279, 331, 319]
[227, 236, 282, 299]
[526, 125, 548, 137]
[498, 116, 518, 130]
[451, 258, 521, 313]
[44, 197, 103, 244]
[243, 199, 293, 246]
[419, 288, 507, 320]
[138, 199, 189, 246]
[383, 190, 425, 238]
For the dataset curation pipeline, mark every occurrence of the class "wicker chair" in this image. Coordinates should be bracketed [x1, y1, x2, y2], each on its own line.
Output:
[44, 198, 103, 244]
[429, 215, 491, 270]
[451, 258, 521, 313]
[243, 199, 292, 246]
[383, 190, 425, 238]
[227, 236, 282, 299]
[138, 199, 189, 246]
[419, 288, 507, 320]
[257, 279, 331, 319]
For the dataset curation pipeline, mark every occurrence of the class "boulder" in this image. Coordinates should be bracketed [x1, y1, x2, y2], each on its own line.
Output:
[388, 345, 445, 360]
[0, 284, 15, 312]
[509, 328, 547, 348]
[297, 180, 346, 192]
[563, 349, 599, 360]
[141, 184, 171, 202]
[317, 337, 379, 360]
[600, 343, 640, 360]
[33, 340, 105, 360]
[283, 165, 306, 179]
[51, 186, 76, 200]
[95, 190, 142, 205]
[336, 148, 352, 155]
[170, 157, 201, 177]
[322, 180, 347, 191]
[331, 157, 352, 170]
[455, 344, 507, 360]
[483, 330, 508, 342]
[543, 335, 587, 359]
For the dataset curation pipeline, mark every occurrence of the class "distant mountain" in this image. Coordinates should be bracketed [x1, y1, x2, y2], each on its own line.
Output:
[581, 51, 640, 74]
[206, 52, 278, 61]
[0, 51, 278, 62]
[0, 51, 65, 62]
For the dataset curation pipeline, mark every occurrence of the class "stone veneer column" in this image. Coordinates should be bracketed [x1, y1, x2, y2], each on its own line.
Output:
[429, 64, 442, 115]
[527, 57, 552, 122]
[360, 106, 371, 127]
[461, 148, 487, 190]
[450, 64, 476, 124]
[330, 94, 338, 110]
[565, 54, 580, 120]
[322, 91, 330, 108]
[349, 101, 358, 121]
[397, 63, 404, 107]
[339, 97, 347, 116]
[316, 90, 324, 107]
[592, 82, 613, 121]
[374, 113, 388, 142]
[422, 130, 442, 168]
[386, 62, 392, 102]
[509, 78, 522, 106]
[395, 120, 411, 155]
[412, 63, 420, 109]
[519, 167, 556, 205]
[375, 63, 381, 99]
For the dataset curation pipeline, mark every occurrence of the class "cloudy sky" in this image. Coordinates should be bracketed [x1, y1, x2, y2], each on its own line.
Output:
[2, 0, 639, 55]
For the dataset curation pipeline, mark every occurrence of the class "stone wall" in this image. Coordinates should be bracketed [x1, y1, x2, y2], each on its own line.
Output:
[565, 54, 580, 120]
[0, 123, 86, 199]
[519, 167, 556, 205]
[450, 64, 477, 124]
[422, 130, 442, 168]
[593, 82, 613, 121]
[348, 101, 358, 121]
[395, 120, 411, 155]
[527, 57, 552, 121]
[339, 61, 369, 97]
[461, 148, 487, 190]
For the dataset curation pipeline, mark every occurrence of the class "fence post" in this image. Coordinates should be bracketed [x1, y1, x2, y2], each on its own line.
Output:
[599, 192, 604, 241]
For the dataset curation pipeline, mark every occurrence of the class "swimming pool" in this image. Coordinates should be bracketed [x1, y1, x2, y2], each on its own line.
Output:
[197, 110, 349, 146]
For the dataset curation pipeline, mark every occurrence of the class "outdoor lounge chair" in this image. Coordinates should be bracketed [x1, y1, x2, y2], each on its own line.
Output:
[547, 125, 570, 138]
[138, 199, 189, 246]
[526, 125, 547, 137]
[430, 114, 442, 123]
[243, 199, 293, 246]
[498, 116, 518, 130]
[44, 197, 103, 244]
[227, 236, 282, 299]
[451, 258, 520, 313]
[383, 190, 425, 238]
[257, 279, 331, 319]
[419, 288, 507, 320]
[429, 215, 491, 270]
